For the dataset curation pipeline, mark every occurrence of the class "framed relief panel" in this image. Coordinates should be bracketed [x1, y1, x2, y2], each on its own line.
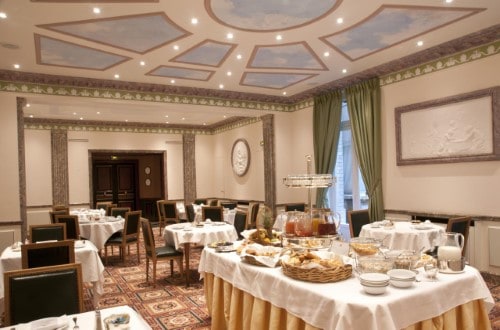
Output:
[231, 139, 250, 176]
[395, 86, 500, 165]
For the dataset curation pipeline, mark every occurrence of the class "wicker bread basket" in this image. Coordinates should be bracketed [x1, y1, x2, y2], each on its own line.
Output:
[281, 262, 352, 283]
[242, 255, 281, 267]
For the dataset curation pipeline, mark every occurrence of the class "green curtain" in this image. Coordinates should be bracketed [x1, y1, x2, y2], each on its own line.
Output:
[313, 90, 342, 208]
[345, 78, 384, 221]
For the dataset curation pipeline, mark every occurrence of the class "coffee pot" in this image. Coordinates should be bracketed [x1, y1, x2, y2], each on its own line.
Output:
[437, 232, 464, 261]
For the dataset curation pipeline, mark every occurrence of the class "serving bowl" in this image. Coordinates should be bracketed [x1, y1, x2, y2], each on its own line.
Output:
[349, 237, 381, 256]
[359, 272, 390, 295]
[356, 255, 393, 274]
[387, 269, 416, 288]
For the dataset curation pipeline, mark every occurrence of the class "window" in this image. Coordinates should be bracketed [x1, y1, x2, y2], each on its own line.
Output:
[327, 102, 368, 224]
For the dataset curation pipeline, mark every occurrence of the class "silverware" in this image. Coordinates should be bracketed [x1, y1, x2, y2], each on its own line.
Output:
[73, 316, 79, 329]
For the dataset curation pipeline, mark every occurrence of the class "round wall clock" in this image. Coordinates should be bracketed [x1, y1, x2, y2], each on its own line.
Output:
[231, 139, 250, 176]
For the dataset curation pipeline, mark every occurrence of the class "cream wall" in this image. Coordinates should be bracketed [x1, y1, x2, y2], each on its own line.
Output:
[25, 129, 52, 206]
[0, 93, 20, 221]
[382, 53, 500, 217]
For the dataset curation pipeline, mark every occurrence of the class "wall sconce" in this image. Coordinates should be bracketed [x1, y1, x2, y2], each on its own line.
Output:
[260, 140, 264, 147]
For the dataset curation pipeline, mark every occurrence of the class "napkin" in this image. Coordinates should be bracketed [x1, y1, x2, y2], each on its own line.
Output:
[30, 315, 68, 330]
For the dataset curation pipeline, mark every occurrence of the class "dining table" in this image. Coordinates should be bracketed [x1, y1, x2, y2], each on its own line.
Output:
[199, 241, 494, 330]
[0, 305, 151, 329]
[76, 214, 125, 250]
[0, 240, 105, 310]
[164, 221, 238, 286]
[359, 220, 445, 252]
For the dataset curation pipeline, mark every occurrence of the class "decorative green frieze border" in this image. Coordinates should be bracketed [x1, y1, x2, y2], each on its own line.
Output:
[380, 40, 500, 86]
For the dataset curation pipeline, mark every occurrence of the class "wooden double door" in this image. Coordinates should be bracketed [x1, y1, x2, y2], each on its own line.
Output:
[93, 161, 138, 210]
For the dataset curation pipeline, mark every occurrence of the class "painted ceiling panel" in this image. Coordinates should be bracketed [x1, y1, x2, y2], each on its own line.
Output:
[148, 66, 214, 81]
[207, 0, 341, 31]
[171, 40, 236, 67]
[321, 5, 484, 61]
[35, 35, 130, 70]
[241, 72, 316, 89]
[38, 13, 190, 54]
[249, 43, 327, 70]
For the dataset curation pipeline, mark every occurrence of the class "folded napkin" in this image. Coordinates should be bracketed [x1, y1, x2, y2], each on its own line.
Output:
[30, 315, 68, 330]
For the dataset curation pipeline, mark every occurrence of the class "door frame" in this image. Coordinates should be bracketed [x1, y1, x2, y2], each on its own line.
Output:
[88, 150, 166, 209]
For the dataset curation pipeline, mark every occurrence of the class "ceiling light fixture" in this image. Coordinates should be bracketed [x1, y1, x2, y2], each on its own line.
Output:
[0, 12, 7, 19]
[191, 18, 198, 25]
[417, 40, 424, 47]
[342, 69, 347, 73]
[336, 17, 343, 24]
[323, 51, 330, 57]
[96, 112, 100, 115]
[139, 61, 145, 66]
[226, 32, 233, 39]
[93, 7, 101, 14]
[73, 112, 77, 115]
[170, 79, 175, 84]
[165, 121, 169, 124]
[219, 84, 224, 89]
[173, 45, 179, 50]
[29, 114, 34, 118]
[114, 74, 120, 79]
[236, 54, 242, 60]
[282, 91, 287, 95]
[226, 71, 232, 76]
[276, 34, 283, 41]
[164, 115, 169, 118]
[26, 103, 31, 107]
[125, 119, 128, 122]
[79, 117, 83, 120]
[445, 0, 453, 3]
[182, 117, 186, 120]
[13, 64, 20, 69]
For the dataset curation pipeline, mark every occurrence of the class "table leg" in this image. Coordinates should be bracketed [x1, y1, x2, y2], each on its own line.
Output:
[184, 242, 190, 287]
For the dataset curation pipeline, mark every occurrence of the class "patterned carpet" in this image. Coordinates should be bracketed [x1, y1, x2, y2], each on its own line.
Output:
[80, 227, 499, 330]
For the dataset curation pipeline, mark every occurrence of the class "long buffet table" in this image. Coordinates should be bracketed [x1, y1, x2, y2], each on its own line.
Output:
[199, 242, 494, 330]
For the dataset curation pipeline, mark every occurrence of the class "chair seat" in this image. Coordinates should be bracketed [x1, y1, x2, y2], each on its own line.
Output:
[106, 235, 137, 244]
[156, 245, 182, 258]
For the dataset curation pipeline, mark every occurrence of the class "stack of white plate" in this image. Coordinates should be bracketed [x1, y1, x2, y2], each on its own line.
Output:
[387, 269, 416, 288]
[359, 273, 390, 295]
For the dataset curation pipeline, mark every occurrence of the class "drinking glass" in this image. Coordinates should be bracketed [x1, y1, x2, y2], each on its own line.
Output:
[424, 262, 438, 281]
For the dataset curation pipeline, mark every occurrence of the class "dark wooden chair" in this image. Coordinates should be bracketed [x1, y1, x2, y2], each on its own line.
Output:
[347, 209, 370, 238]
[248, 203, 260, 229]
[446, 216, 472, 256]
[110, 207, 131, 218]
[233, 211, 248, 240]
[52, 205, 69, 212]
[3, 263, 83, 326]
[186, 204, 196, 222]
[105, 203, 117, 216]
[54, 214, 80, 240]
[95, 201, 113, 210]
[104, 210, 141, 264]
[201, 206, 223, 222]
[21, 240, 75, 269]
[49, 209, 68, 224]
[194, 198, 207, 205]
[285, 203, 306, 212]
[140, 218, 183, 286]
[29, 223, 66, 243]
[160, 201, 180, 233]
[221, 202, 237, 210]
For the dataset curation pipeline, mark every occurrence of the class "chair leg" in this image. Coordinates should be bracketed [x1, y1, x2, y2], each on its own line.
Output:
[170, 259, 174, 277]
[145, 257, 149, 283]
[104, 245, 108, 265]
[136, 241, 140, 263]
[153, 260, 157, 287]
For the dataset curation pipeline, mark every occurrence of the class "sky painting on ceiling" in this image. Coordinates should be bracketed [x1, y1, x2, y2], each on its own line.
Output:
[208, 0, 340, 31]
[148, 66, 214, 81]
[321, 6, 482, 60]
[241, 72, 315, 89]
[171, 41, 236, 67]
[249, 43, 327, 70]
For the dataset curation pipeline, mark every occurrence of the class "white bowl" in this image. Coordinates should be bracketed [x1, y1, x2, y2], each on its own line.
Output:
[361, 283, 388, 295]
[359, 272, 390, 284]
[387, 269, 416, 280]
[390, 278, 414, 288]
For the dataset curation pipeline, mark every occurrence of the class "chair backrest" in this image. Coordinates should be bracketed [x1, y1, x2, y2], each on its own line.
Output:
[186, 204, 195, 222]
[105, 203, 117, 216]
[285, 203, 306, 212]
[49, 209, 68, 224]
[194, 198, 207, 205]
[21, 240, 75, 269]
[29, 223, 67, 243]
[202, 206, 223, 222]
[95, 201, 113, 210]
[233, 211, 247, 239]
[248, 203, 260, 229]
[140, 218, 155, 259]
[111, 207, 131, 218]
[54, 215, 80, 240]
[446, 216, 471, 255]
[3, 263, 83, 326]
[347, 209, 370, 238]
[156, 199, 165, 221]
[52, 205, 69, 212]
[124, 210, 142, 237]
[161, 201, 179, 223]
[221, 202, 237, 210]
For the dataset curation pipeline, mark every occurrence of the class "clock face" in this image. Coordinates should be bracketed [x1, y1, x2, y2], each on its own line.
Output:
[231, 139, 250, 176]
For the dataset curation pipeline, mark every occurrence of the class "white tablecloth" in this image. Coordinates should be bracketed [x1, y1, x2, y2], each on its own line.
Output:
[79, 217, 124, 250]
[0, 240, 105, 299]
[360, 221, 445, 251]
[71, 208, 106, 221]
[164, 222, 238, 250]
[0, 305, 151, 329]
[199, 241, 493, 330]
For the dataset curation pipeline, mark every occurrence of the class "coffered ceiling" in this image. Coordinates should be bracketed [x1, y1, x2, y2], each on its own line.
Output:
[0, 0, 499, 126]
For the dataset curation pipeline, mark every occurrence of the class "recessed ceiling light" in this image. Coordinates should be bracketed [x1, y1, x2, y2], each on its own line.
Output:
[282, 91, 287, 95]
[125, 119, 128, 122]
[93, 7, 101, 14]
[191, 18, 198, 25]
[170, 79, 175, 84]
[114, 74, 120, 79]
[26, 103, 31, 107]
[0, 12, 7, 19]
[182, 117, 186, 120]
[165, 121, 170, 124]
[276, 35, 282, 41]
[79, 117, 83, 120]
[236, 54, 242, 60]
[13, 64, 20, 69]
[96, 112, 100, 115]
[203, 123, 207, 126]
[417, 40, 424, 47]
[139, 61, 145, 66]
[73, 112, 77, 115]
[323, 51, 330, 57]
[342, 69, 347, 74]
[226, 32, 233, 39]
[445, 0, 453, 3]
[29, 114, 34, 118]
[164, 115, 169, 118]
[336, 17, 344, 24]
[223, 115, 227, 118]
[219, 84, 224, 89]
[226, 71, 232, 76]
[173, 45, 179, 50]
